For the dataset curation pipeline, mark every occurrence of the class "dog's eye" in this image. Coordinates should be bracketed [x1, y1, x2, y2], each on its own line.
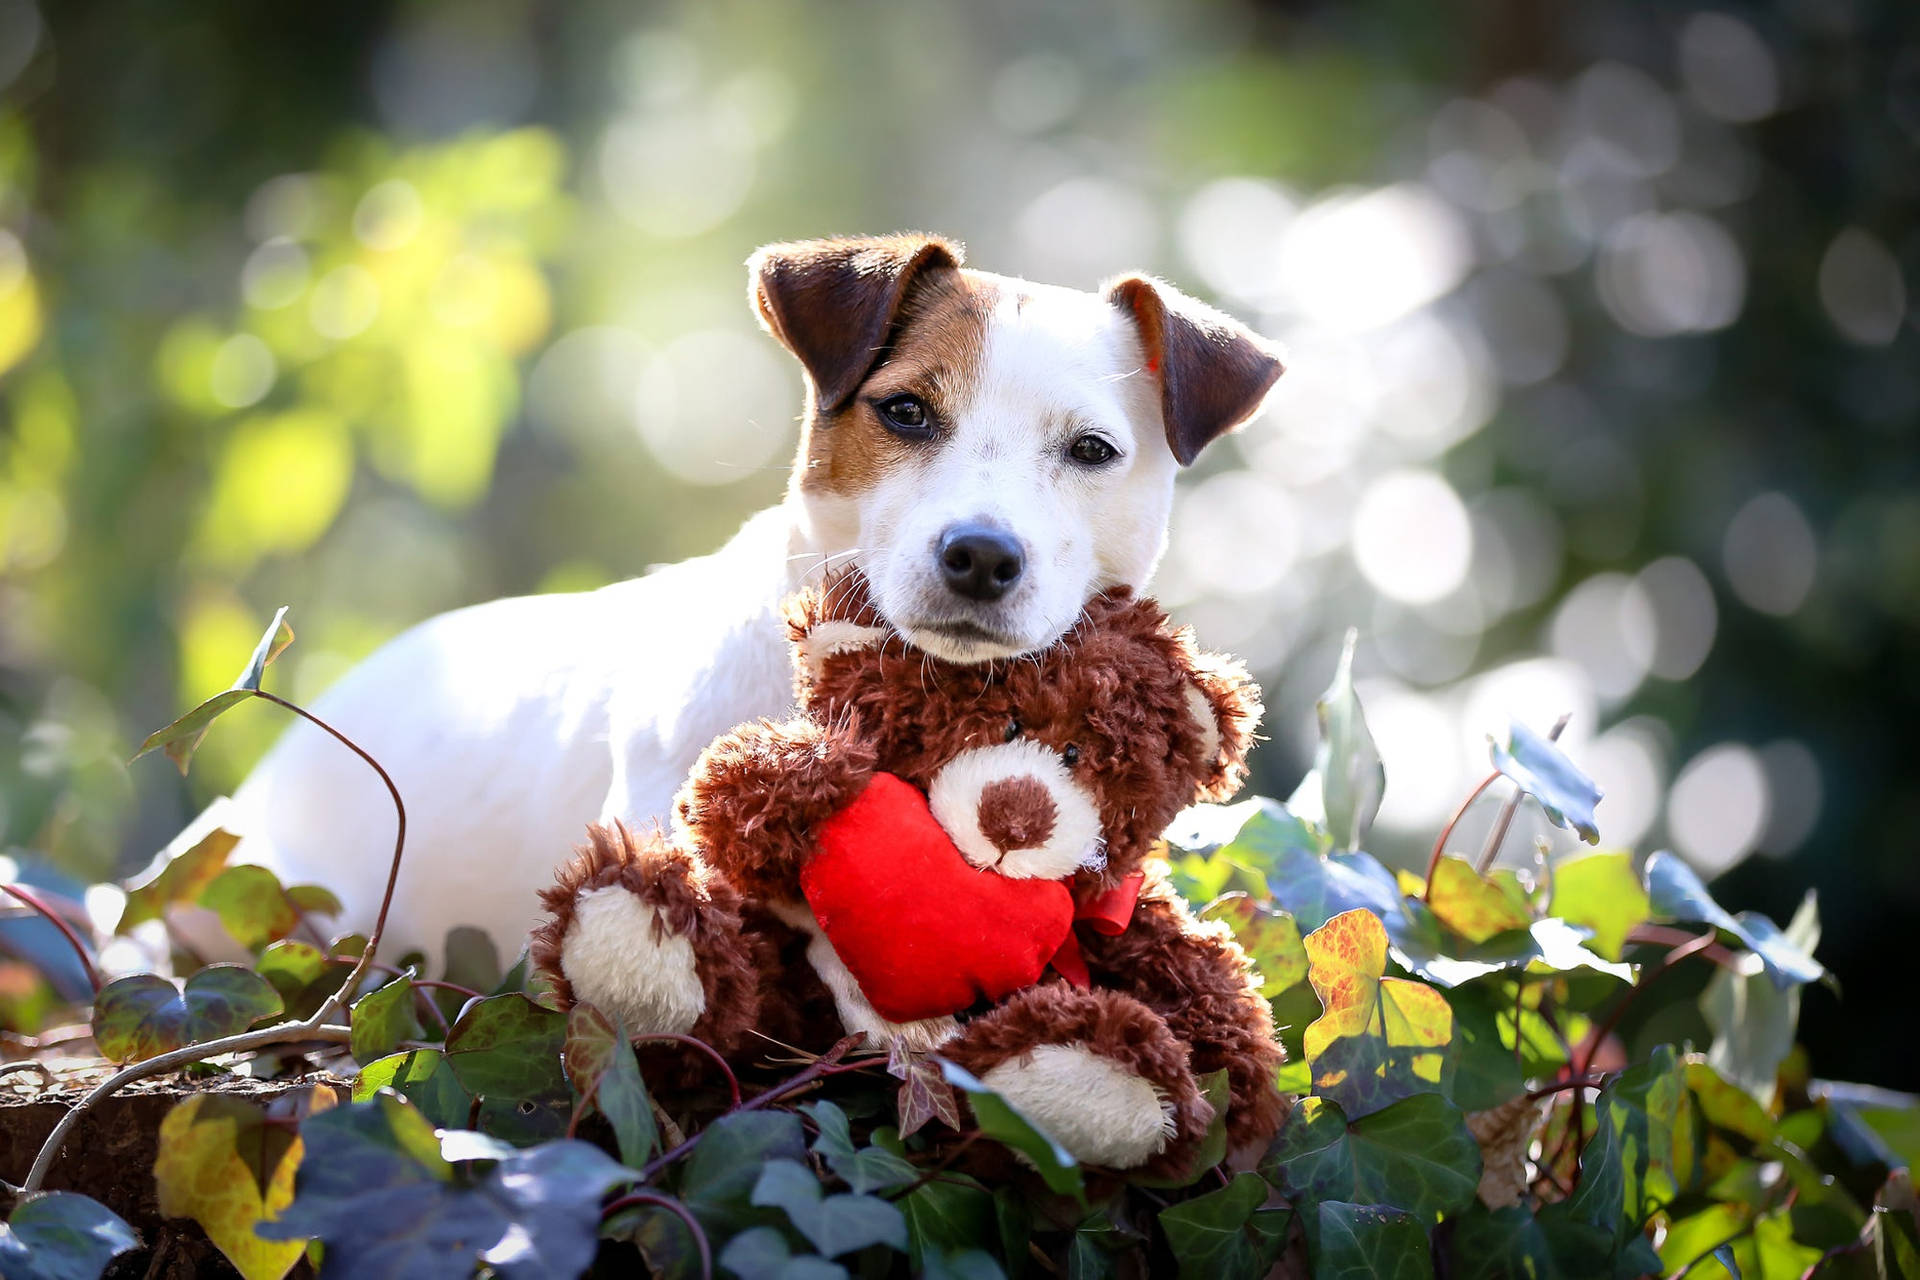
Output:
[1003, 718, 1021, 742]
[1067, 434, 1118, 466]
[1063, 744, 1080, 766]
[877, 394, 932, 437]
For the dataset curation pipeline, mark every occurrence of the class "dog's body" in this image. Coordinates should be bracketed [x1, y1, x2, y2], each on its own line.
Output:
[219, 235, 1282, 961]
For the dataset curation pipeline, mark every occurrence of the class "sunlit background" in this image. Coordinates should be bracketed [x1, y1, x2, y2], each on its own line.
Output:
[2, 0, 1915, 1085]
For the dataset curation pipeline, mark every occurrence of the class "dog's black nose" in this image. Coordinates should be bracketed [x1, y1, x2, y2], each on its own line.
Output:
[938, 525, 1025, 602]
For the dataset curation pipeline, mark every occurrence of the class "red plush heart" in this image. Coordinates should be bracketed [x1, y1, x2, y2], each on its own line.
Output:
[801, 772, 1075, 1024]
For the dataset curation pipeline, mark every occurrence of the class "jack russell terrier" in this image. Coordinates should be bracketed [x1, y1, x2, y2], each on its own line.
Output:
[203, 233, 1284, 963]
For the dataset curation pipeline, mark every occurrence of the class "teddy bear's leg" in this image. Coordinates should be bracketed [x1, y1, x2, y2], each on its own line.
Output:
[1082, 880, 1290, 1150]
[531, 822, 765, 1055]
[942, 985, 1210, 1175]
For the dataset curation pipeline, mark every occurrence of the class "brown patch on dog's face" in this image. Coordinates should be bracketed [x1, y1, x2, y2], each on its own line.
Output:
[796, 269, 998, 497]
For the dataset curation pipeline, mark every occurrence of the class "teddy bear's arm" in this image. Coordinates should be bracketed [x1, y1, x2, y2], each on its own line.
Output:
[1082, 874, 1290, 1147]
[674, 716, 878, 901]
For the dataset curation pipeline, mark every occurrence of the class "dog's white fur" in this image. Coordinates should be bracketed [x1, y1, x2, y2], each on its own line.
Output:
[211, 241, 1276, 963]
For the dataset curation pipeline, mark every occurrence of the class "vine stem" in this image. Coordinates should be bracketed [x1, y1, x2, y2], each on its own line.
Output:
[17, 686, 410, 1197]
[1474, 713, 1570, 874]
[635, 1035, 864, 1182]
[1425, 771, 1502, 894]
[1577, 928, 1719, 1081]
[0, 884, 101, 995]
[601, 1190, 712, 1280]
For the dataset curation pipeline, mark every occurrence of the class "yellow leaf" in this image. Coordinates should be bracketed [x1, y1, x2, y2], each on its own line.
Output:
[1302, 909, 1454, 1114]
[1428, 855, 1532, 944]
[154, 1088, 336, 1280]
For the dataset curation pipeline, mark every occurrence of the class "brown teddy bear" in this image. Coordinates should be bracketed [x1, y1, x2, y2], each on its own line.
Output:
[531, 573, 1285, 1175]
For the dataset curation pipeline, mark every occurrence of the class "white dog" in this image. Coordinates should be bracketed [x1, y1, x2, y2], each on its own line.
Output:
[211, 234, 1283, 963]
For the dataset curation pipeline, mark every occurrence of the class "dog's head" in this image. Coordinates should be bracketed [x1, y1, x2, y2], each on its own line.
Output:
[752, 233, 1284, 663]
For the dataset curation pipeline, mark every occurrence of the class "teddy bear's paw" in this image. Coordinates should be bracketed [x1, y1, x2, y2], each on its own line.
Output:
[558, 884, 708, 1036]
[982, 1043, 1178, 1168]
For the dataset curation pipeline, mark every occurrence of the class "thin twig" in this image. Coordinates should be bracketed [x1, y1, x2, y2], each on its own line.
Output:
[1579, 929, 1719, 1080]
[633, 1034, 743, 1109]
[1425, 771, 1502, 894]
[0, 884, 101, 995]
[1475, 713, 1569, 874]
[601, 1190, 713, 1280]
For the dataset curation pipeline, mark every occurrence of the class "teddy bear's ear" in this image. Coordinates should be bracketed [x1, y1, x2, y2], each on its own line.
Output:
[787, 569, 891, 681]
[1179, 647, 1263, 803]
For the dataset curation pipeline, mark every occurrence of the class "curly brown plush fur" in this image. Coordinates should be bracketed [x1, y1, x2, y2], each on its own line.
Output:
[533, 570, 1286, 1173]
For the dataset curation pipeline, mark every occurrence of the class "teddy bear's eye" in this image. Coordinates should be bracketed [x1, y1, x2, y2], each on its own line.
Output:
[1062, 744, 1081, 766]
[1003, 718, 1021, 742]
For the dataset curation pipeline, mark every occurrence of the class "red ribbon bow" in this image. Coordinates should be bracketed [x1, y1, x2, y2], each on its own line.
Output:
[1048, 870, 1145, 987]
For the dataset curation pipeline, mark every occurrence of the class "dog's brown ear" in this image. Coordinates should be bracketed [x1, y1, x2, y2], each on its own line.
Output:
[1104, 275, 1285, 465]
[749, 234, 964, 412]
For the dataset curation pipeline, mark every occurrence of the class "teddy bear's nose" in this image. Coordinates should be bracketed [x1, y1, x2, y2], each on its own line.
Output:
[978, 776, 1058, 854]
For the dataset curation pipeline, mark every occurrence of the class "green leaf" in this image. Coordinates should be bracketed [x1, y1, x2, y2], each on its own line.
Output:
[1645, 854, 1825, 989]
[349, 970, 422, 1064]
[133, 607, 292, 774]
[442, 993, 568, 1097]
[1538, 1046, 1686, 1270]
[353, 1049, 474, 1129]
[801, 1100, 918, 1194]
[1426, 856, 1532, 945]
[1684, 1059, 1773, 1143]
[0, 1193, 140, 1280]
[1440, 1203, 1556, 1280]
[257, 940, 344, 1021]
[198, 865, 302, 950]
[1701, 894, 1820, 1103]
[1301, 909, 1455, 1118]
[442, 925, 501, 993]
[1441, 982, 1525, 1113]
[92, 963, 284, 1063]
[562, 1003, 659, 1166]
[898, 1176, 996, 1272]
[1550, 851, 1649, 962]
[1261, 1093, 1481, 1222]
[751, 1158, 908, 1258]
[1267, 845, 1410, 940]
[716, 1226, 851, 1279]
[1301, 630, 1385, 853]
[941, 1061, 1084, 1201]
[1314, 1201, 1434, 1280]
[681, 1111, 809, 1238]
[1064, 1210, 1138, 1280]
[1212, 897, 1308, 995]
[153, 1088, 335, 1280]
[1158, 1171, 1291, 1280]
[922, 1249, 1009, 1280]
[117, 825, 238, 934]
[1490, 719, 1602, 844]
[285, 884, 342, 921]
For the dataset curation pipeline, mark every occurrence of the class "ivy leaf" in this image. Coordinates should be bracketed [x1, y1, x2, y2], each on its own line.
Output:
[354, 1048, 474, 1129]
[1684, 1059, 1773, 1144]
[1261, 1093, 1481, 1222]
[443, 993, 568, 1097]
[1301, 909, 1455, 1118]
[889, 1044, 963, 1139]
[1538, 1046, 1686, 1272]
[93, 964, 284, 1063]
[1440, 982, 1525, 1113]
[801, 1100, 918, 1194]
[0, 1193, 139, 1280]
[921, 1249, 1010, 1280]
[153, 1088, 336, 1280]
[133, 606, 292, 775]
[1211, 897, 1308, 994]
[1549, 851, 1648, 962]
[1440, 1203, 1557, 1280]
[941, 1061, 1084, 1201]
[751, 1158, 908, 1258]
[199, 865, 301, 950]
[1644, 854, 1826, 989]
[1157, 1171, 1291, 1280]
[1191, 796, 1328, 875]
[1304, 630, 1385, 853]
[1427, 856, 1532, 944]
[1268, 845, 1412, 943]
[257, 940, 345, 1021]
[717, 1226, 851, 1279]
[1489, 719, 1602, 844]
[350, 970, 422, 1065]
[1703, 893, 1820, 1101]
[1314, 1201, 1434, 1280]
[443, 926, 502, 993]
[463, 1139, 635, 1279]
[286, 884, 342, 920]
[898, 1176, 995, 1273]
[116, 825, 238, 934]
[682, 1111, 809, 1237]
[562, 1003, 659, 1166]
